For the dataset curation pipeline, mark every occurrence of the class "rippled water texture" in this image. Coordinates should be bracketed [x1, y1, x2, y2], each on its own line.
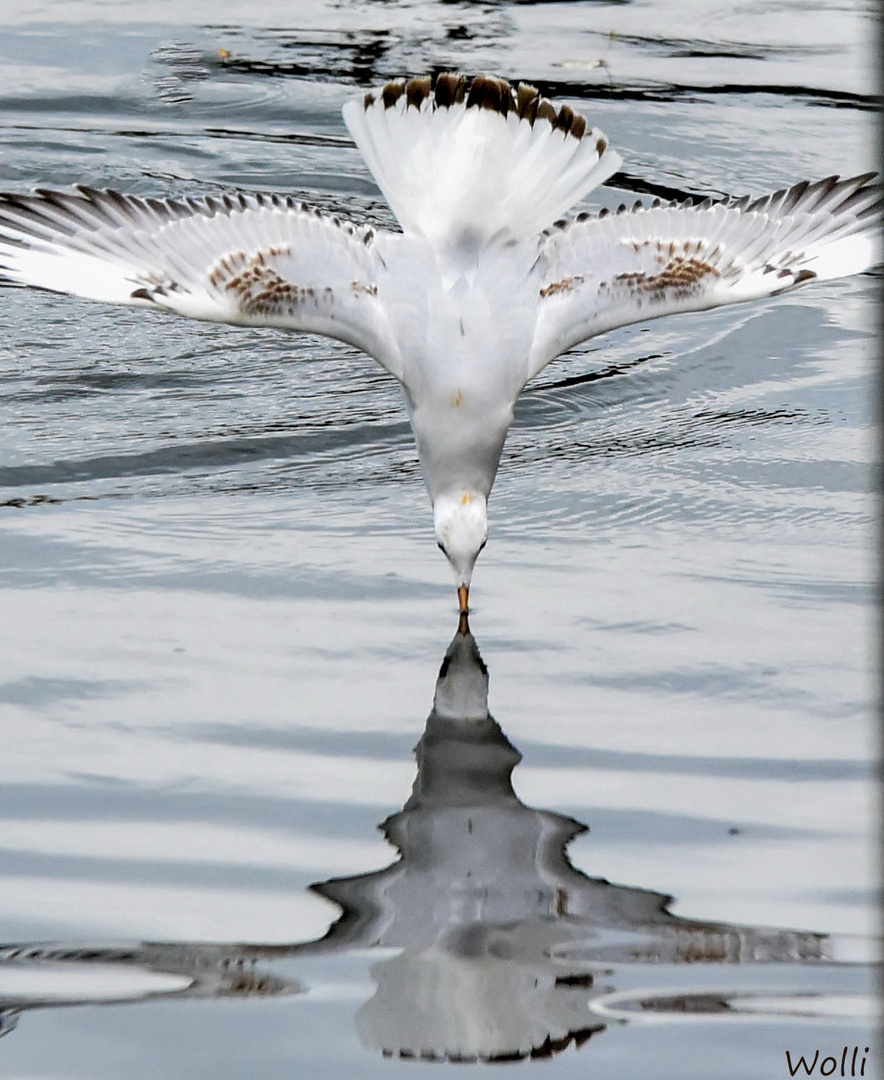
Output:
[0, 1, 879, 1076]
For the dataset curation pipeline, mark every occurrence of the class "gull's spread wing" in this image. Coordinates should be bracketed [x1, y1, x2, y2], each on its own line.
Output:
[528, 174, 880, 379]
[0, 187, 400, 374]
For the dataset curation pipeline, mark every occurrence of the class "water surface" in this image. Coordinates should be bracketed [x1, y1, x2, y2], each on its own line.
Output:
[0, 0, 878, 1076]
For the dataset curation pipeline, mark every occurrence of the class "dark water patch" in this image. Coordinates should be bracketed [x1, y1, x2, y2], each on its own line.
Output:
[0, 530, 434, 601]
[0, 850, 324, 891]
[1, 367, 226, 401]
[563, 808, 819, 844]
[684, 564, 871, 608]
[0, 677, 148, 707]
[0, 493, 66, 508]
[512, 405, 816, 464]
[0, 783, 385, 837]
[201, 126, 352, 149]
[514, 745, 873, 783]
[0, 95, 147, 117]
[526, 77, 880, 112]
[807, 888, 877, 908]
[0, 421, 411, 487]
[527, 352, 666, 395]
[172, 723, 422, 761]
[575, 663, 847, 716]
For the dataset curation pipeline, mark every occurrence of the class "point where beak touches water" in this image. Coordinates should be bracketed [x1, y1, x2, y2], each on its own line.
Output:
[457, 583, 470, 616]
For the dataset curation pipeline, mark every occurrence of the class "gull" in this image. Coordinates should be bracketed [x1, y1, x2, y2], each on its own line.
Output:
[0, 73, 879, 615]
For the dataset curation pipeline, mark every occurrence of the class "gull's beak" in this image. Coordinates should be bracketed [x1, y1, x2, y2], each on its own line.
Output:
[457, 584, 470, 635]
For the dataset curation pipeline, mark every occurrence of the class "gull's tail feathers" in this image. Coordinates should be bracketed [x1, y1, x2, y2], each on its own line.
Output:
[343, 74, 621, 260]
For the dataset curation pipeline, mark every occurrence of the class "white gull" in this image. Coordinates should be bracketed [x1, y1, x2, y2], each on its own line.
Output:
[0, 74, 879, 614]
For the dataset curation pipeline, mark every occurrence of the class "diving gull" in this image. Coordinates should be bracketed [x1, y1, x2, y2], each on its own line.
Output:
[0, 74, 878, 613]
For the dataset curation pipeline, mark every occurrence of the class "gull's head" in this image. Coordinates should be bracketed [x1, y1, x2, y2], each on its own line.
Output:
[433, 490, 488, 610]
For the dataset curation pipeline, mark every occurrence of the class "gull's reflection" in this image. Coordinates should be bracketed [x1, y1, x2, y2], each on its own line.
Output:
[303, 625, 832, 1062]
[0, 624, 859, 1061]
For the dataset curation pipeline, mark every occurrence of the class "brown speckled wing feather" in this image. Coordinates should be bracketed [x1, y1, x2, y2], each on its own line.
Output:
[0, 187, 401, 375]
[528, 174, 880, 379]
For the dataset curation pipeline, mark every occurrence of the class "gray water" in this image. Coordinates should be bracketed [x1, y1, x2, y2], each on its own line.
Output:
[0, 1, 879, 1077]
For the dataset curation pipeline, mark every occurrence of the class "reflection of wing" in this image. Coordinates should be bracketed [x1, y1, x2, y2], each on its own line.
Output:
[0, 187, 400, 373]
[528, 174, 880, 378]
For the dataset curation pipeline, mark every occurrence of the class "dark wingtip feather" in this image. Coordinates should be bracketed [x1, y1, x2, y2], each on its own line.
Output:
[466, 74, 511, 112]
[405, 76, 433, 109]
[535, 99, 556, 124]
[554, 104, 575, 134]
[433, 72, 466, 107]
[381, 81, 405, 108]
[516, 82, 539, 122]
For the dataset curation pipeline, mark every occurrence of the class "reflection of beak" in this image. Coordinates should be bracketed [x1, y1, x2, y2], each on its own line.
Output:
[457, 584, 469, 616]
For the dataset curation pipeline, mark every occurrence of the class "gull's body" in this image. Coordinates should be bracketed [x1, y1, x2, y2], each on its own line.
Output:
[0, 74, 879, 611]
